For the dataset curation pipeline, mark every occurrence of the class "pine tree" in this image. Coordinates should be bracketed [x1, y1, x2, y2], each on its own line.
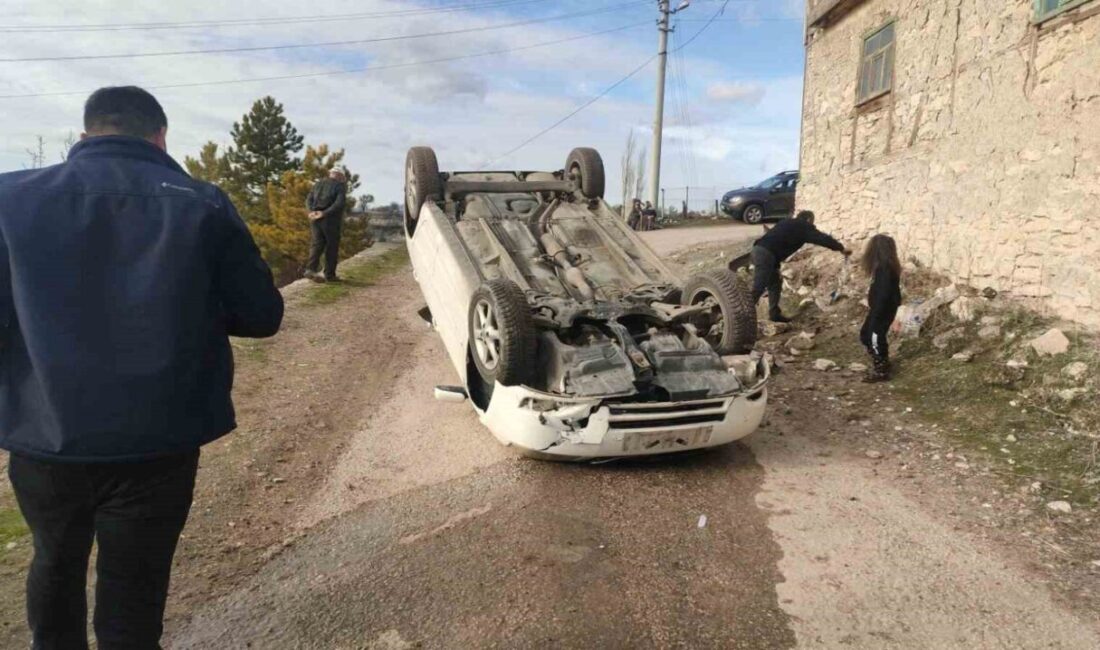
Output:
[184, 142, 248, 214]
[225, 97, 304, 222]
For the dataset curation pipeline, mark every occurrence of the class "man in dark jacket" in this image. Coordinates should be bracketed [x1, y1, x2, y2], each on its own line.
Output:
[747, 210, 851, 323]
[0, 86, 283, 649]
[305, 169, 348, 282]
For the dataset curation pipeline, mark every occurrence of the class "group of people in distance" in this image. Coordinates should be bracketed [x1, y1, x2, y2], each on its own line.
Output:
[743, 210, 902, 384]
[626, 198, 658, 231]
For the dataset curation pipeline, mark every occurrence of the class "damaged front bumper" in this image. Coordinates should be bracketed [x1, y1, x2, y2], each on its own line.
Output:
[478, 355, 770, 459]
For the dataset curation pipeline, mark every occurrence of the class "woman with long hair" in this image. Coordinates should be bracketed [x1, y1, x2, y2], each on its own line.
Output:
[859, 234, 903, 382]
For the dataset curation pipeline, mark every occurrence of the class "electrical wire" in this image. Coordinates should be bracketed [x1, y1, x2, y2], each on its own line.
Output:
[0, 1, 649, 63]
[0, 22, 649, 100]
[0, 0, 554, 33]
[671, 28, 699, 187]
[480, 0, 733, 167]
[479, 55, 658, 169]
[665, 38, 693, 192]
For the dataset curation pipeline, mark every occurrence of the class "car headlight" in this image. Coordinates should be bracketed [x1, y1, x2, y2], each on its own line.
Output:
[727, 196, 744, 205]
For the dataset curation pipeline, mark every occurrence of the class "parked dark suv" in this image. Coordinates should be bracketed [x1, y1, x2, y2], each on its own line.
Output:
[720, 170, 799, 224]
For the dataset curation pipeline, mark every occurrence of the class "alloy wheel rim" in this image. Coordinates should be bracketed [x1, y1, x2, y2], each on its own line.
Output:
[473, 299, 502, 370]
[405, 161, 418, 218]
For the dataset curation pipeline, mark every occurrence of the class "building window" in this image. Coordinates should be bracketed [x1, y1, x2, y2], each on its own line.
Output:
[1034, 0, 1094, 22]
[857, 22, 895, 105]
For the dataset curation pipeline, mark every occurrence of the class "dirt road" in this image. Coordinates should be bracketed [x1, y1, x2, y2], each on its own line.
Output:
[102, 226, 1100, 647]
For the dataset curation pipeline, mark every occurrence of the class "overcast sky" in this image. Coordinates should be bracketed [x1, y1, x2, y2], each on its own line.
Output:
[0, 0, 806, 206]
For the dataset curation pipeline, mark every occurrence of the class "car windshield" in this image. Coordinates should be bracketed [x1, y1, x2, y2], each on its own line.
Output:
[752, 175, 786, 190]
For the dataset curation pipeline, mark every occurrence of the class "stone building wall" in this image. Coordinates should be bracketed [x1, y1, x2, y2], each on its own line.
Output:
[799, 0, 1100, 327]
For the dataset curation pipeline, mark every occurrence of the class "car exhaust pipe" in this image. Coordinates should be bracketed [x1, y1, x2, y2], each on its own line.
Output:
[434, 385, 468, 403]
[540, 232, 595, 301]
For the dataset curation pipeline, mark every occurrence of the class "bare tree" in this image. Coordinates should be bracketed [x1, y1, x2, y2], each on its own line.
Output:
[24, 136, 46, 169]
[59, 131, 77, 162]
[619, 130, 647, 219]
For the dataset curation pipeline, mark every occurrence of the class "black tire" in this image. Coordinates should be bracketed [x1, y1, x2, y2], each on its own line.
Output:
[682, 270, 758, 354]
[469, 279, 536, 387]
[404, 147, 443, 234]
[565, 147, 605, 199]
[742, 203, 765, 225]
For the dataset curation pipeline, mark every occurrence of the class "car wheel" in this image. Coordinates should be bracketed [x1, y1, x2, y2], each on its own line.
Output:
[469, 279, 536, 387]
[565, 148, 605, 199]
[404, 147, 443, 235]
[682, 270, 758, 355]
[742, 204, 765, 225]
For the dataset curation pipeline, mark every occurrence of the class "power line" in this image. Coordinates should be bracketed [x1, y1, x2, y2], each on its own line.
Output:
[0, 1, 649, 63]
[481, 0, 732, 168]
[0, 0, 553, 33]
[671, 0, 731, 52]
[0, 22, 649, 100]
[480, 55, 658, 169]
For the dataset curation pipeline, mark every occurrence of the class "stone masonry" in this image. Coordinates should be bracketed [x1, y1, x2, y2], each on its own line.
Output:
[799, 0, 1100, 328]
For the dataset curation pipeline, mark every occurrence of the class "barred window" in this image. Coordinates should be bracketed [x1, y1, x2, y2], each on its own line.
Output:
[858, 22, 895, 105]
[1035, 0, 1094, 21]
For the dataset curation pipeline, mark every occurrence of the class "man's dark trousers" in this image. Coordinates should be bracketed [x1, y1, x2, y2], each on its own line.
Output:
[751, 245, 783, 319]
[307, 215, 343, 279]
[9, 452, 199, 650]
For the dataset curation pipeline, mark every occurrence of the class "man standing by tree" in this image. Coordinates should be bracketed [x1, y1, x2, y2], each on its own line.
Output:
[305, 168, 348, 282]
[0, 86, 283, 648]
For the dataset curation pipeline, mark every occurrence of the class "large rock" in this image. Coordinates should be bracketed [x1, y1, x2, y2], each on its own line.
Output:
[1056, 388, 1085, 404]
[1061, 361, 1089, 383]
[759, 321, 791, 338]
[978, 324, 1002, 340]
[788, 332, 816, 351]
[1029, 329, 1070, 356]
[949, 296, 981, 322]
[1046, 501, 1072, 514]
[893, 285, 961, 338]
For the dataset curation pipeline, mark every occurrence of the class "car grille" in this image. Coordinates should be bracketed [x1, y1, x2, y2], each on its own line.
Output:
[606, 399, 729, 431]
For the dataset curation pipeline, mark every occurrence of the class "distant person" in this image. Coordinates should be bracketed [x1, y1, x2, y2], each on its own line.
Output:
[745, 210, 851, 323]
[627, 198, 642, 230]
[642, 201, 657, 231]
[859, 234, 902, 382]
[306, 168, 348, 282]
[0, 86, 283, 648]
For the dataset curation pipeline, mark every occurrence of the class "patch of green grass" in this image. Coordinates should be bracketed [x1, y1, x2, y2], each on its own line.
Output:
[231, 338, 273, 364]
[0, 508, 29, 547]
[879, 323, 1097, 506]
[802, 290, 1100, 507]
[304, 248, 409, 306]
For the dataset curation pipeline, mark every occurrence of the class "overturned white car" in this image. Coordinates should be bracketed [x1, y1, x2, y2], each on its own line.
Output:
[404, 146, 769, 460]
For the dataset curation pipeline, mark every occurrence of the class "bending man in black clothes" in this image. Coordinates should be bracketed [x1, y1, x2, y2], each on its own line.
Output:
[305, 168, 348, 283]
[747, 210, 851, 323]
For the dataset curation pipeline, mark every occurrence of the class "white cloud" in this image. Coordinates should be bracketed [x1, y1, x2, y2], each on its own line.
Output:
[705, 81, 766, 105]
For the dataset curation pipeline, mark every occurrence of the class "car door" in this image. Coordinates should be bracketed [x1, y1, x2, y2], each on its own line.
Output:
[767, 177, 797, 217]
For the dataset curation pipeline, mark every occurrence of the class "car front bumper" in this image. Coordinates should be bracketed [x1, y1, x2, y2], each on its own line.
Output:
[478, 358, 770, 460]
